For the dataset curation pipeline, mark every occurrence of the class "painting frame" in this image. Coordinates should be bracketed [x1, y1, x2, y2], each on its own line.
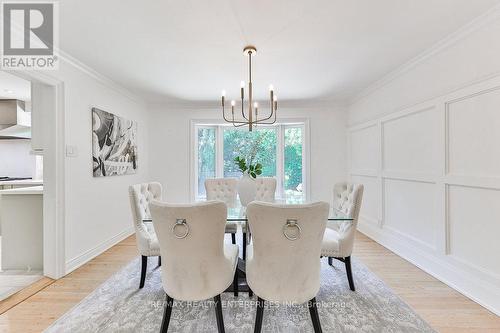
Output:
[91, 107, 138, 177]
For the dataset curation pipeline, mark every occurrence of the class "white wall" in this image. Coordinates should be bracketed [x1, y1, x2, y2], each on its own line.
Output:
[148, 105, 348, 203]
[0, 139, 36, 177]
[42, 61, 150, 273]
[347, 12, 500, 315]
[349, 10, 500, 125]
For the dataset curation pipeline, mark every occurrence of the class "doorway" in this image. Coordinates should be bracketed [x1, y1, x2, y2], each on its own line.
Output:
[2, 70, 66, 283]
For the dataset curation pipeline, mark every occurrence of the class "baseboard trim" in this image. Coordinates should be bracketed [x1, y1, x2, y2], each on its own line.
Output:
[358, 220, 500, 316]
[65, 227, 135, 274]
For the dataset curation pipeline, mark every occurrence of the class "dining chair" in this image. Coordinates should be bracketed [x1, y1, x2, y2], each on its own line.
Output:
[205, 178, 239, 244]
[129, 182, 162, 289]
[246, 201, 329, 333]
[321, 182, 364, 291]
[241, 177, 277, 260]
[254, 177, 277, 202]
[150, 200, 239, 333]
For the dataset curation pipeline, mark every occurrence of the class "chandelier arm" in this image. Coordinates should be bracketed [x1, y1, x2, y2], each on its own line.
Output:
[254, 106, 274, 122]
[231, 106, 249, 124]
[222, 106, 247, 124]
[255, 103, 278, 124]
[253, 117, 277, 125]
[241, 99, 248, 121]
[232, 121, 250, 127]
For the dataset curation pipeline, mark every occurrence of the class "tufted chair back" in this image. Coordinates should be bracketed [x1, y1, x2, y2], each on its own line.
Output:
[150, 200, 238, 301]
[129, 182, 162, 256]
[330, 182, 364, 255]
[254, 177, 277, 202]
[205, 178, 238, 208]
[246, 201, 329, 304]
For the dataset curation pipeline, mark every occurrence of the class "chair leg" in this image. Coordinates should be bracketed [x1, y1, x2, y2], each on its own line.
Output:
[327, 257, 333, 266]
[345, 256, 355, 291]
[233, 268, 238, 297]
[160, 294, 173, 333]
[158, 256, 162, 267]
[243, 233, 247, 260]
[254, 297, 265, 333]
[139, 255, 147, 288]
[214, 295, 225, 333]
[308, 298, 322, 333]
[231, 233, 236, 244]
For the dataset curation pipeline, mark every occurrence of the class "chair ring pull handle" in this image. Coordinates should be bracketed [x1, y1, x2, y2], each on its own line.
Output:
[283, 219, 301, 241]
[172, 219, 189, 239]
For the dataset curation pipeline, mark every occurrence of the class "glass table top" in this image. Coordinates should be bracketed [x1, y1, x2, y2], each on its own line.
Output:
[142, 202, 353, 223]
[226, 206, 353, 222]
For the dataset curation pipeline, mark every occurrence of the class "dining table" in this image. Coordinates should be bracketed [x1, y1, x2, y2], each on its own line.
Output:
[143, 202, 354, 296]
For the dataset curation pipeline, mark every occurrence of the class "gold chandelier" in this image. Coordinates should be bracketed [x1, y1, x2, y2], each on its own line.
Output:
[221, 46, 277, 131]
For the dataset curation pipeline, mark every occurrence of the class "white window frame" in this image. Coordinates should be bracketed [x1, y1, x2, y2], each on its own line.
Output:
[190, 119, 310, 202]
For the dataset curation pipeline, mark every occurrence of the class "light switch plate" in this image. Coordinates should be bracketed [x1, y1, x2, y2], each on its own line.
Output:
[66, 145, 78, 157]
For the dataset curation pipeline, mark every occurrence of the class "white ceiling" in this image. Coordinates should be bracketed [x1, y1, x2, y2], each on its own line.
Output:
[59, 0, 500, 103]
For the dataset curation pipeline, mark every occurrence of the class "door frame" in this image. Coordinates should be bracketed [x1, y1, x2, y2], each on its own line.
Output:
[9, 70, 66, 279]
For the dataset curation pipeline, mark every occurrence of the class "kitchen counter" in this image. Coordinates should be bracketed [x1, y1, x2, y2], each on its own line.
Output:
[0, 186, 43, 271]
[0, 179, 43, 186]
[0, 185, 43, 195]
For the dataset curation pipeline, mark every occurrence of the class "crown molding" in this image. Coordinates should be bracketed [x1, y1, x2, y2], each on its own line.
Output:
[350, 3, 500, 105]
[57, 49, 146, 105]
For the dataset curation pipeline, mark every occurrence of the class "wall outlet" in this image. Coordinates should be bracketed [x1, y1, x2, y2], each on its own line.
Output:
[66, 145, 78, 157]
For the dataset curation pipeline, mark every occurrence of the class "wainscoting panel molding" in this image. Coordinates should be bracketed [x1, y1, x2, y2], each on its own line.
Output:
[350, 124, 380, 175]
[349, 74, 500, 316]
[446, 86, 500, 179]
[382, 106, 438, 175]
[351, 174, 380, 225]
[384, 179, 437, 251]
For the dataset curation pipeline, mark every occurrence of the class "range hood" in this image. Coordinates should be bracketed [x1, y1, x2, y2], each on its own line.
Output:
[0, 99, 31, 139]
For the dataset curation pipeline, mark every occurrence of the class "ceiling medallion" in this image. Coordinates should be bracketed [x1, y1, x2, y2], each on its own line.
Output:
[221, 46, 277, 131]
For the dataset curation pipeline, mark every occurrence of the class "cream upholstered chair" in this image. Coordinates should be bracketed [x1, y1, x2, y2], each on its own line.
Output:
[246, 201, 329, 333]
[241, 177, 277, 260]
[129, 182, 162, 288]
[150, 200, 238, 333]
[205, 178, 238, 244]
[254, 177, 277, 202]
[321, 182, 364, 291]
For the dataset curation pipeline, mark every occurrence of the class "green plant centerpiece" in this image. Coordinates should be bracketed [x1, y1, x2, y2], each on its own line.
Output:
[234, 156, 262, 179]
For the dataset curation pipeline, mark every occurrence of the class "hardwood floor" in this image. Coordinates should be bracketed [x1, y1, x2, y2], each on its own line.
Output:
[0, 277, 54, 315]
[0, 237, 138, 333]
[0, 232, 498, 332]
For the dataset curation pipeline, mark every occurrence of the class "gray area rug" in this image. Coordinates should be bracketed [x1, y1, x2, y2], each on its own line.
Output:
[45, 256, 435, 332]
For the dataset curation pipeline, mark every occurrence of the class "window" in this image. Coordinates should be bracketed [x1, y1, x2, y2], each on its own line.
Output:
[284, 126, 304, 203]
[193, 122, 307, 201]
[197, 127, 216, 197]
[223, 128, 277, 178]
